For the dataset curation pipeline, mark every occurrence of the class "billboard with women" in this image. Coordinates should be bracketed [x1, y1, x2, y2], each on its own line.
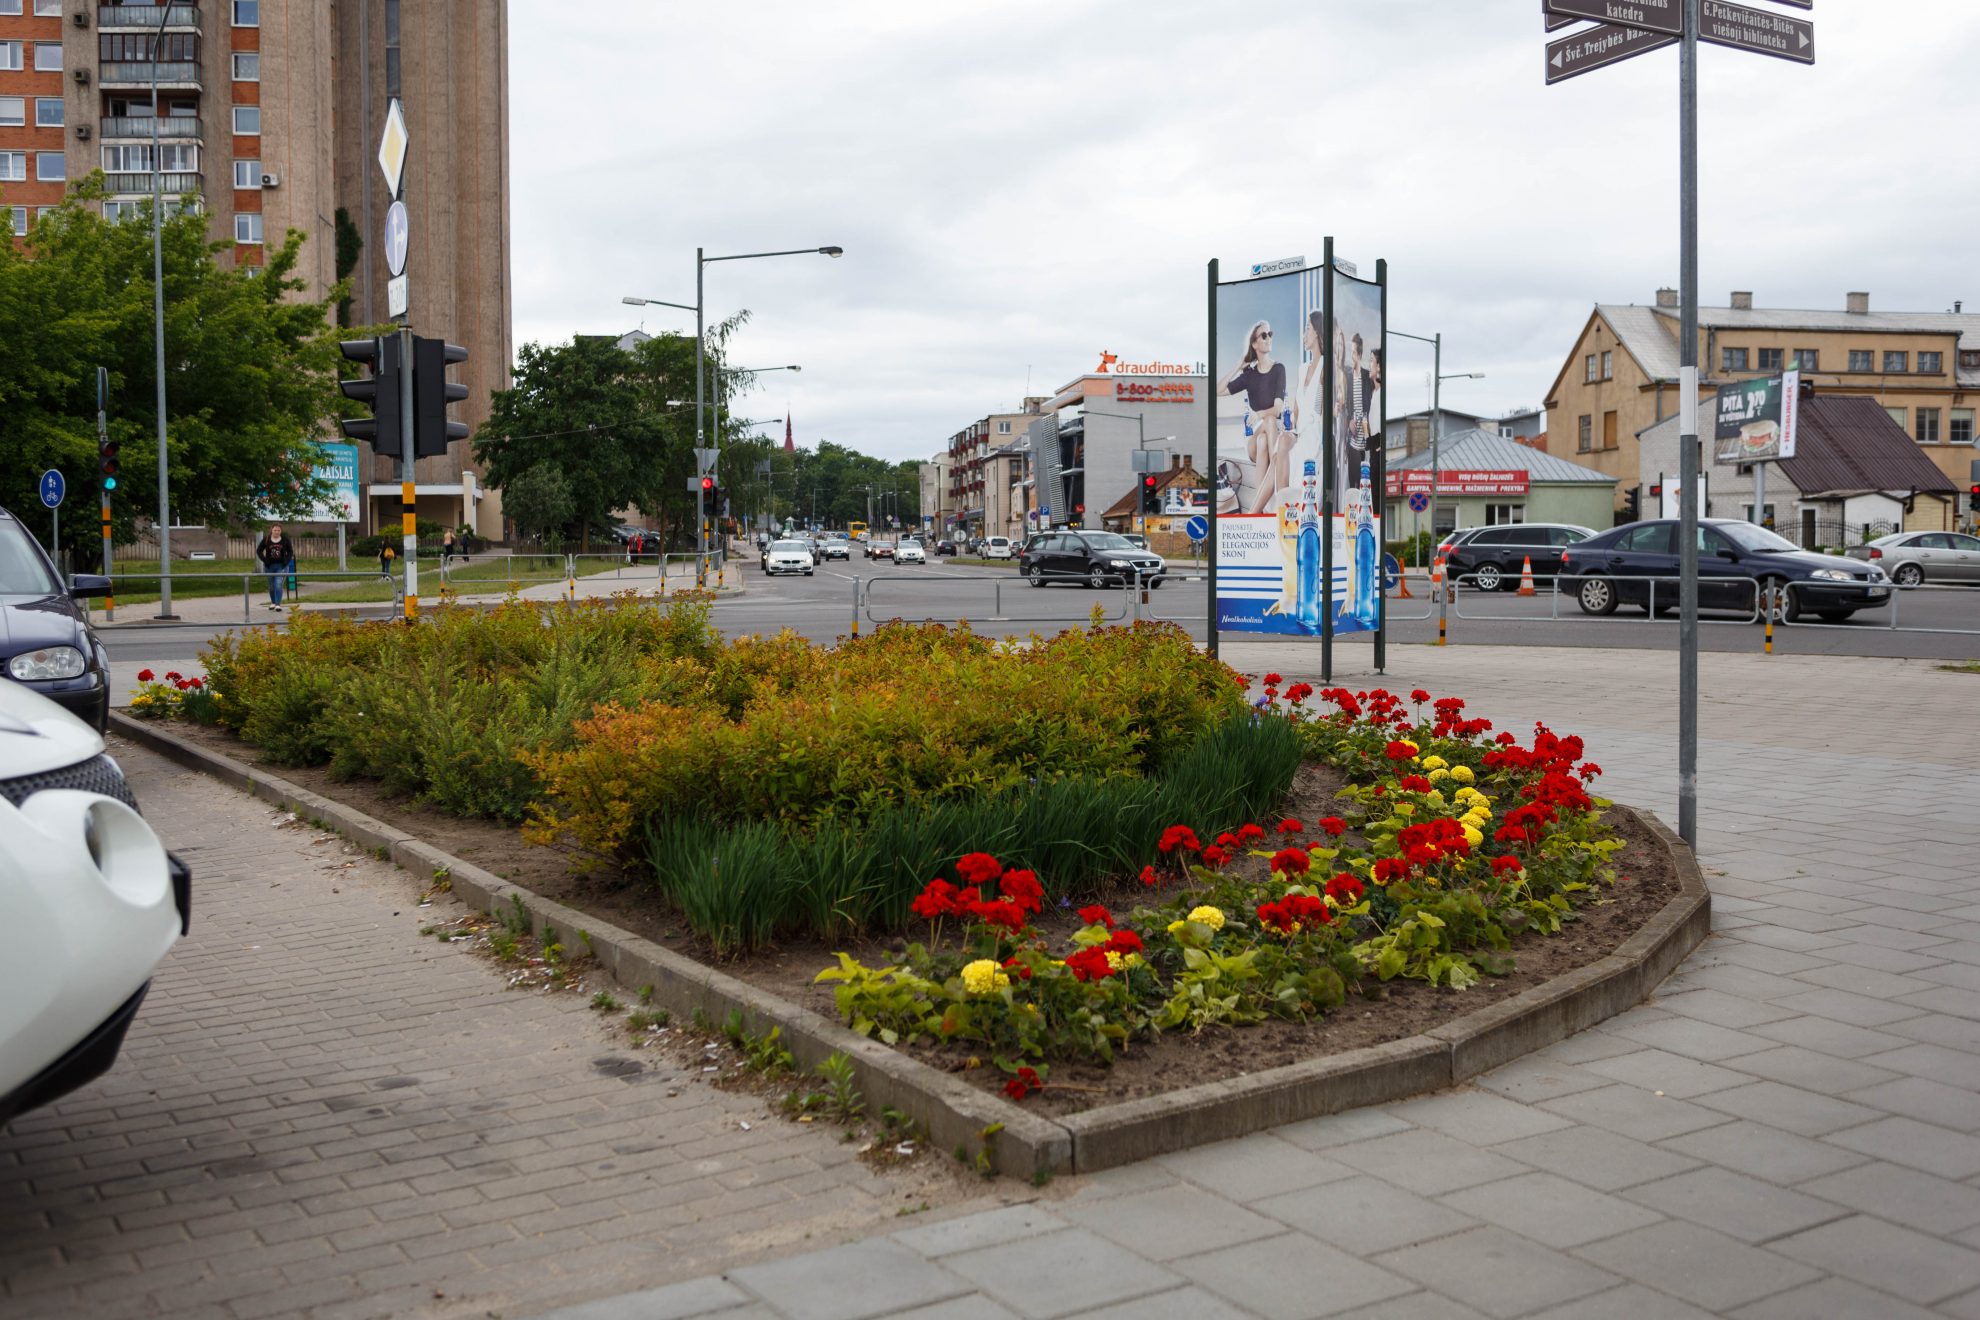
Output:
[1328, 267, 1384, 637]
[1210, 255, 1383, 637]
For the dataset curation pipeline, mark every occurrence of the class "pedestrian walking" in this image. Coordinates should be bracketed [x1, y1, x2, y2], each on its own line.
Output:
[441, 530, 457, 569]
[254, 524, 295, 612]
[379, 541, 396, 579]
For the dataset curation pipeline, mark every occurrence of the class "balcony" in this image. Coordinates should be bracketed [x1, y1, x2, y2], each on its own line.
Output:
[100, 116, 202, 140]
[97, 4, 201, 30]
[98, 62, 203, 90]
[105, 170, 202, 196]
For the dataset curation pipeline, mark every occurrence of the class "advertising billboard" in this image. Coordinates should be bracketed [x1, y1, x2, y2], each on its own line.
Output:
[1714, 369, 1799, 463]
[305, 442, 362, 523]
[1211, 252, 1383, 638]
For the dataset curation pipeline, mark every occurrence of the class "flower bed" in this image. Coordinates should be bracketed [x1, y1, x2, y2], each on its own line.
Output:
[811, 685, 1635, 1105]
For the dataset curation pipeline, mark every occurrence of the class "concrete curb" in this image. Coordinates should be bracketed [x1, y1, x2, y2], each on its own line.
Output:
[111, 713, 1707, 1180]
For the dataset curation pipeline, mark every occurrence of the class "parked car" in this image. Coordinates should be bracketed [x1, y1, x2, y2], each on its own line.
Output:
[762, 539, 815, 576]
[1020, 531, 1167, 588]
[1846, 531, 1980, 586]
[1443, 523, 1597, 591]
[1, 683, 189, 1126]
[0, 506, 114, 732]
[983, 536, 1014, 560]
[1560, 518, 1891, 622]
[934, 539, 957, 556]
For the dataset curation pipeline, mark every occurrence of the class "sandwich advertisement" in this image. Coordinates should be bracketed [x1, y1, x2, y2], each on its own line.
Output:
[1714, 369, 1799, 464]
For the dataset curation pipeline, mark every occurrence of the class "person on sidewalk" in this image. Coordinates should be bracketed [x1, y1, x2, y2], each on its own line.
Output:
[253, 524, 295, 612]
[379, 541, 396, 580]
[441, 530, 457, 572]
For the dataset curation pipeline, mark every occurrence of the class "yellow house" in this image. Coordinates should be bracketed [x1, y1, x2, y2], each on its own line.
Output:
[1546, 290, 1980, 511]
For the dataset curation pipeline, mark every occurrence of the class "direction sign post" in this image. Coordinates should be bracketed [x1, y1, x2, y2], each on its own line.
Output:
[1543, 0, 1681, 34]
[1546, 22, 1677, 82]
[1699, 0, 1813, 63]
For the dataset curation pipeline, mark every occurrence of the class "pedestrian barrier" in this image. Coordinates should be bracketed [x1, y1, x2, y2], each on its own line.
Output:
[860, 570, 1133, 627]
[1780, 577, 1980, 638]
[1449, 572, 1765, 625]
[88, 570, 407, 625]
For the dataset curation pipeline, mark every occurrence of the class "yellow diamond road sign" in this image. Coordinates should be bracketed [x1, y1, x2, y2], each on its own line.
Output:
[377, 98, 409, 199]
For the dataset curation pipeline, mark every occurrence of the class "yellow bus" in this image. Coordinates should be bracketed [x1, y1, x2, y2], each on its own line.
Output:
[849, 521, 868, 541]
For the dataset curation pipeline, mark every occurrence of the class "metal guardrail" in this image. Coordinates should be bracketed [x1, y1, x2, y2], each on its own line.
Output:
[859, 571, 1133, 628]
[1781, 578, 1980, 637]
[89, 570, 405, 625]
[1450, 572, 1765, 625]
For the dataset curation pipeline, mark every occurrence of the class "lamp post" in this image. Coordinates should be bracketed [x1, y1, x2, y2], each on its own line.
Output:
[150, 3, 176, 618]
[1084, 408, 1177, 534]
[1390, 329, 1484, 540]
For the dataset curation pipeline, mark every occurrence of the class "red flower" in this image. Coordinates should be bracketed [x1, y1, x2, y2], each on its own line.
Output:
[1324, 874, 1365, 905]
[1317, 816, 1347, 837]
[1372, 857, 1409, 885]
[956, 852, 1004, 886]
[1003, 1064, 1043, 1100]
[1064, 947, 1117, 982]
[1105, 929, 1144, 956]
[1003, 1078, 1029, 1100]
[1398, 774, 1433, 793]
[1138, 865, 1159, 887]
[1410, 689, 1430, 703]
[1237, 822, 1266, 842]
[1490, 855, 1524, 876]
[1263, 672, 1283, 686]
[164, 671, 182, 681]
[999, 869, 1044, 915]
[1158, 825, 1201, 854]
[967, 899, 1029, 933]
[1076, 904, 1115, 930]
[1579, 761, 1603, 779]
[1276, 818, 1304, 835]
[1384, 740, 1417, 761]
[1200, 845, 1233, 868]
[1269, 847, 1312, 876]
[1284, 682, 1313, 705]
[136, 668, 154, 682]
[187, 676, 204, 688]
[1002, 956, 1034, 981]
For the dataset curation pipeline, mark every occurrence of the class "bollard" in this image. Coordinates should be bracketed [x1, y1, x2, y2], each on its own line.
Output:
[850, 576, 860, 638]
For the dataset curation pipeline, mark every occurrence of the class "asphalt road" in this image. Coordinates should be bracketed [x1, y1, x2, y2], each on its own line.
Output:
[94, 555, 1978, 696]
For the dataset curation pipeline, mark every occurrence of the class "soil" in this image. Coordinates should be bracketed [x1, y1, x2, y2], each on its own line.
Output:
[159, 723, 1680, 1118]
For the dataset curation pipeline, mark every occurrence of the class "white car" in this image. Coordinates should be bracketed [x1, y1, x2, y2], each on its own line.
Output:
[895, 541, 926, 564]
[1, 684, 187, 1126]
[983, 536, 1014, 560]
[763, 539, 816, 576]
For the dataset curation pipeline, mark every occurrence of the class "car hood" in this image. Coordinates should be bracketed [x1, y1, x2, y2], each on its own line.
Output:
[0, 679, 104, 778]
[0, 592, 86, 656]
[1753, 548, 1880, 574]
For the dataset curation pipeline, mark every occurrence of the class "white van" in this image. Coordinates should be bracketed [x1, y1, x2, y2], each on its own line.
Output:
[984, 536, 1014, 560]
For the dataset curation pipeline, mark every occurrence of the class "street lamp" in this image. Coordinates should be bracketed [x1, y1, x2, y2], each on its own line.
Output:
[1390, 329, 1485, 539]
[150, 2, 176, 618]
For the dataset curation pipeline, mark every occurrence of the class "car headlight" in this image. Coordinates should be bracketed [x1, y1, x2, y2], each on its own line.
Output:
[9, 646, 87, 680]
[1809, 569, 1854, 582]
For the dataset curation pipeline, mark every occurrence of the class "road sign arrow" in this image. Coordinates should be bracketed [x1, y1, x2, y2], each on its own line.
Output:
[1544, 0, 1681, 36]
[1545, 21, 1677, 83]
[1699, 0, 1814, 63]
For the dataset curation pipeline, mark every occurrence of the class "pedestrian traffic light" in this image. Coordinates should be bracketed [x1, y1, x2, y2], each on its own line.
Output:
[1621, 488, 1641, 522]
[339, 336, 402, 457]
[412, 337, 470, 459]
[1969, 482, 1980, 512]
[1140, 474, 1159, 514]
[98, 433, 119, 492]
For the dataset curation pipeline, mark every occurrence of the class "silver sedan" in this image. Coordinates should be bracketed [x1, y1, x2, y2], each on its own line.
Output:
[1847, 532, 1980, 587]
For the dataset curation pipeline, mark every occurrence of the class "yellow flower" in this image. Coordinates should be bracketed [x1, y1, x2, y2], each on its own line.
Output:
[1424, 789, 1446, 807]
[1187, 905, 1226, 931]
[1105, 951, 1126, 972]
[1453, 786, 1480, 803]
[959, 959, 1009, 996]
[1428, 768, 1450, 783]
[131, 694, 153, 706]
[1420, 755, 1447, 770]
[1450, 765, 1475, 784]
[1462, 824, 1484, 850]
[1166, 920, 1186, 936]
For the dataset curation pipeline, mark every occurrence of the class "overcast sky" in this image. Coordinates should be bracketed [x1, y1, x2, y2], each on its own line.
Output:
[509, 1, 1979, 464]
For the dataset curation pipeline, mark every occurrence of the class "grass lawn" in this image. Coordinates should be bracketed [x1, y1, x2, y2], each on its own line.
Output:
[85, 554, 612, 610]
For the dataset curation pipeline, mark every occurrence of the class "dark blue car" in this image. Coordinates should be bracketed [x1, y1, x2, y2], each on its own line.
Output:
[0, 507, 113, 730]
[1560, 518, 1891, 623]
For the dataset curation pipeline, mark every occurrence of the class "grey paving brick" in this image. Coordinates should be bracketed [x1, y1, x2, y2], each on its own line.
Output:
[1490, 1123, 1703, 1191]
[1472, 1054, 1610, 1104]
[1844, 1074, 1980, 1131]
[1374, 1225, 1620, 1319]
[1255, 1175, 1477, 1256]
[1330, 1293, 1489, 1320]
[1151, 1133, 1355, 1200]
[1439, 1171, 1664, 1249]
[1572, 1220, 1821, 1312]
[1610, 1019, 1785, 1066]
[943, 1228, 1180, 1319]
[1174, 1232, 1416, 1318]
[1743, 1014, 1918, 1060]
[1620, 1167, 1846, 1244]
[1796, 1161, 1980, 1235]
[1535, 1084, 1732, 1143]
[1578, 1047, 1750, 1098]
[1769, 1214, 1980, 1305]
[1059, 1185, 1284, 1263]
[1381, 1087, 1576, 1145]
[1071, 1287, 1253, 1320]
[1859, 1040, 1980, 1090]
[1652, 988, 1802, 1029]
[1768, 987, 1930, 1027]
[1327, 1128, 1527, 1196]
[1527, 1282, 1718, 1318]
[893, 1205, 1069, 1259]
[1271, 1108, 1414, 1150]
[1824, 1116, 1980, 1179]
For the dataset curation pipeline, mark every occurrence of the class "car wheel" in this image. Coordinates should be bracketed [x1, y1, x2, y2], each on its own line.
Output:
[1088, 566, 1107, 589]
[1893, 563, 1923, 587]
[1474, 562, 1503, 592]
[1756, 576, 1800, 624]
[805, 569, 814, 576]
[1576, 575, 1618, 616]
[1150, 576, 1164, 589]
[1025, 565, 1044, 587]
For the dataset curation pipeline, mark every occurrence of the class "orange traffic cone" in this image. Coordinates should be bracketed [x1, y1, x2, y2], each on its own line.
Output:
[1517, 555, 1537, 596]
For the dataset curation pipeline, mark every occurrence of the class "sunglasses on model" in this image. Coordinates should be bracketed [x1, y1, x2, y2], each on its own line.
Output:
[1256, 331, 1273, 340]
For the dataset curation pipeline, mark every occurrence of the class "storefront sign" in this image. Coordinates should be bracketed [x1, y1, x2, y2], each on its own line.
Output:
[1384, 469, 1531, 496]
[1094, 351, 1207, 375]
[1114, 379, 1196, 404]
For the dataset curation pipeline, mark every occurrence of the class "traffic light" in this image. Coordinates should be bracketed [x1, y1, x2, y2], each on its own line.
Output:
[1621, 487, 1641, 522]
[1969, 483, 1980, 512]
[412, 337, 469, 458]
[98, 432, 119, 493]
[339, 336, 402, 457]
[1140, 474, 1159, 514]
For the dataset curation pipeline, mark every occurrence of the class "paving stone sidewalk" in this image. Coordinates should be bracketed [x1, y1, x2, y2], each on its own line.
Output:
[540, 648, 1980, 1320]
[0, 739, 996, 1320]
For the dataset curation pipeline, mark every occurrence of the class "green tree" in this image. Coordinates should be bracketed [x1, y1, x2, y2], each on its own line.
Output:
[0, 184, 347, 562]
[501, 465, 574, 544]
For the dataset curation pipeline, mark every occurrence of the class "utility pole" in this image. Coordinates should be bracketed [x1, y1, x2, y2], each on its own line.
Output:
[1677, 0, 1700, 845]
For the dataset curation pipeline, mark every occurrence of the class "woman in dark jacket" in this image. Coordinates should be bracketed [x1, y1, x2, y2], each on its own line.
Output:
[253, 524, 296, 611]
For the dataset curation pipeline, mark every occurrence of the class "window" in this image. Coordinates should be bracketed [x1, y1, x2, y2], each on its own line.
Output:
[98, 32, 197, 61]
[1849, 350, 1874, 372]
[1883, 351, 1908, 373]
[33, 42, 60, 72]
[232, 52, 260, 81]
[0, 1, 19, 15]
[7, 206, 25, 238]
[1757, 348, 1783, 371]
[1791, 348, 1818, 371]
[1484, 505, 1525, 526]
[1585, 354, 1597, 383]
[233, 159, 260, 189]
[1952, 409, 1975, 445]
[1741, 504, 1777, 528]
[233, 0, 259, 24]
[1721, 347, 1749, 372]
[1885, 406, 1907, 428]
[0, 43, 19, 73]
[234, 212, 263, 244]
[1963, 351, 1980, 372]
[997, 421, 1011, 434]
[1577, 415, 1592, 452]
[1499, 424, 1514, 437]
[102, 143, 199, 172]
[1916, 408, 1941, 444]
[1603, 410, 1618, 449]
[0, 98, 20, 128]
[34, 97, 61, 127]
[0, 152, 24, 183]
[1601, 350, 1613, 379]
[35, 151, 63, 182]
[1918, 351, 1943, 374]
[33, 0, 59, 12]
[233, 106, 261, 135]
[1619, 524, 1671, 553]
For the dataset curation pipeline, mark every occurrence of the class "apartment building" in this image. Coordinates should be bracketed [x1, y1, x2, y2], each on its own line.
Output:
[1545, 289, 1980, 515]
[0, 0, 511, 537]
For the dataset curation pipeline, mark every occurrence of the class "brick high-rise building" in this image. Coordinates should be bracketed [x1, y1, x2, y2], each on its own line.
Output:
[0, 0, 511, 537]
